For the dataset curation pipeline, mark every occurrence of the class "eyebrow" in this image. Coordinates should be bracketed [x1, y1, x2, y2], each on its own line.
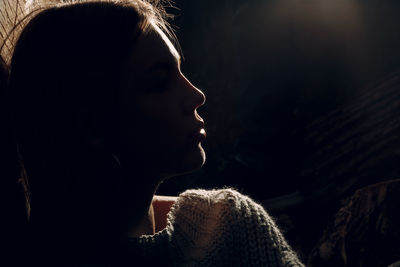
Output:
[145, 55, 181, 73]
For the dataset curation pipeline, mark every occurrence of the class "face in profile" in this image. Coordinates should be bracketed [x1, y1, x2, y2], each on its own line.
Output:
[118, 22, 206, 178]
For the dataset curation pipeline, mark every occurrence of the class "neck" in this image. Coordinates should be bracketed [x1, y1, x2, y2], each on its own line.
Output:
[127, 202, 155, 237]
[40, 169, 163, 245]
[122, 171, 162, 238]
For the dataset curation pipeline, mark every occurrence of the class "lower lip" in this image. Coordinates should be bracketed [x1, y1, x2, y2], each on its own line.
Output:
[191, 129, 207, 143]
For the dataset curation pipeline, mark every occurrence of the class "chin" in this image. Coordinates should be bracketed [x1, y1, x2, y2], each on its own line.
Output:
[166, 144, 206, 177]
[183, 144, 206, 173]
[191, 145, 206, 170]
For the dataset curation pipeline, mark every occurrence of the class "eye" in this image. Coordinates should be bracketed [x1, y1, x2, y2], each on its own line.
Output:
[146, 69, 170, 92]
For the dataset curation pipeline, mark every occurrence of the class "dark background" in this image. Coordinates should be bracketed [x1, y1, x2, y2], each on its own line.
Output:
[1, 0, 399, 265]
[156, 0, 400, 262]
[158, 0, 400, 198]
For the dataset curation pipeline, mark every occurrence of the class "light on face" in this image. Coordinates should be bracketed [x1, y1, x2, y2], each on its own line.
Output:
[151, 21, 180, 64]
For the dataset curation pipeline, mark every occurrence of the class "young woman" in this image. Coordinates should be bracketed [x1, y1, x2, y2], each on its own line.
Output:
[1, 0, 304, 266]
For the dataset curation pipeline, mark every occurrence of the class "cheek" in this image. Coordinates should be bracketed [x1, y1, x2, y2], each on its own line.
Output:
[152, 113, 184, 153]
[134, 97, 183, 151]
[121, 110, 205, 175]
[123, 92, 205, 173]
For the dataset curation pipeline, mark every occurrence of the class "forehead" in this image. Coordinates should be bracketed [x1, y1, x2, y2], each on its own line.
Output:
[128, 23, 180, 73]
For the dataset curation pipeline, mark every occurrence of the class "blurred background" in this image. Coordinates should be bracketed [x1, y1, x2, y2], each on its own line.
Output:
[156, 0, 400, 265]
[158, 0, 400, 195]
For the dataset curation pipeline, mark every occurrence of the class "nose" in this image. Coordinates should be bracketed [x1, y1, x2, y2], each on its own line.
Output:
[182, 74, 206, 113]
[192, 86, 206, 109]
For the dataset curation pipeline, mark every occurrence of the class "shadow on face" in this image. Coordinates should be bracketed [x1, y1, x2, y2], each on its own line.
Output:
[117, 22, 207, 179]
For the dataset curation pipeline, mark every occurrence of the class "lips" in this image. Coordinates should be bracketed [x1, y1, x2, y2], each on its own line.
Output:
[190, 121, 206, 142]
[196, 127, 207, 140]
[199, 128, 207, 138]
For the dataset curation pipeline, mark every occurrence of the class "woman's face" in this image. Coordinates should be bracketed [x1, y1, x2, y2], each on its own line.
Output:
[119, 23, 206, 178]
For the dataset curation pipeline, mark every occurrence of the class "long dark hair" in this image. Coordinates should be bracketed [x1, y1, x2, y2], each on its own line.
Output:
[1, 0, 177, 262]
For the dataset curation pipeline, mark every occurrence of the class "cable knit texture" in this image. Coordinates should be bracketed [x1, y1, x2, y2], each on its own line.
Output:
[130, 188, 304, 266]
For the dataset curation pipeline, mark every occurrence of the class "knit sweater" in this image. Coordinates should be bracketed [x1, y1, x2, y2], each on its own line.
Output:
[127, 188, 304, 267]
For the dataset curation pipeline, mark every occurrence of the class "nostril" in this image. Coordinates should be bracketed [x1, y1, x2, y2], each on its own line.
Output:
[181, 72, 206, 111]
[183, 88, 205, 115]
[195, 88, 206, 109]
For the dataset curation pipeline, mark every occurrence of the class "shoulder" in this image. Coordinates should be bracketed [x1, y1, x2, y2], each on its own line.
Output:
[166, 188, 304, 266]
[173, 187, 258, 211]
[170, 188, 267, 224]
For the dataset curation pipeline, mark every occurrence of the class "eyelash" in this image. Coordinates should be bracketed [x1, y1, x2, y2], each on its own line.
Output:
[148, 70, 170, 91]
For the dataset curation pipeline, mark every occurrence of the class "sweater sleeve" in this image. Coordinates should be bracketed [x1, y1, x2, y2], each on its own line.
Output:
[167, 188, 304, 267]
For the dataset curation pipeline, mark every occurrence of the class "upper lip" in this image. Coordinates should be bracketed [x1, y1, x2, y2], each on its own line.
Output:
[197, 120, 205, 133]
[198, 118, 205, 129]
[195, 114, 205, 129]
[190, 119, 206, 138]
